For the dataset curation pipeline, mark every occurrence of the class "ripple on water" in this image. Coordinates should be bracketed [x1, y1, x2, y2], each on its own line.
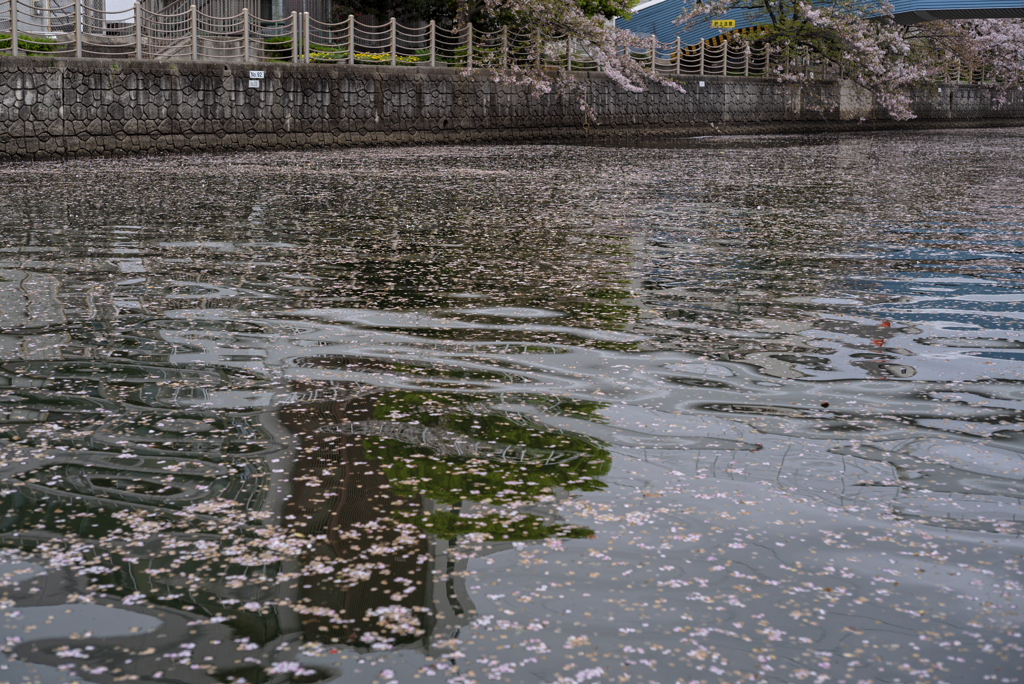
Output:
[0, 132, 1023, 682]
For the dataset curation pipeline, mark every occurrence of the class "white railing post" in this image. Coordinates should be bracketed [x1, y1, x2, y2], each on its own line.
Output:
[242, 7, 249, 61]
[466, 22, 472, 69]
[698, 39, 704, 76]
[722, 41, 728, 76]
[347, 14, 354, 65]
[651, 34, 656, 74]
[675, 36, 680, 74]
[744, 44, 749, 76]
[567, 37, 572, 71]
[536, 28, 541, 69]
[303, 11, 309, 63]
[74, 0, 82, 58]
[190, 4, 197, 60]
[290, 11, 297, 63]
[10, 0, 18, 57]
[501, 25, 507, 70]
[429, 19, 435, 66]
[134, 2, 142, 59]
[390, 16, 395, 66]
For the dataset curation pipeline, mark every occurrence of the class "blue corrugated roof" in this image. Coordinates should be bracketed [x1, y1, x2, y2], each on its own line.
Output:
[614, 0, 770, 44]
[615, 0, 1024, 45]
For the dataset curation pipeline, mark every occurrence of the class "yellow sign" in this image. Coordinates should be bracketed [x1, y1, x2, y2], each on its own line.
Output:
[711, 19, 736, 28]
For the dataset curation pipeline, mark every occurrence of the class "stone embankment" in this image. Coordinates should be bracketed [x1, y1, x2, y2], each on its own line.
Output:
[0, 57, 1022, 159]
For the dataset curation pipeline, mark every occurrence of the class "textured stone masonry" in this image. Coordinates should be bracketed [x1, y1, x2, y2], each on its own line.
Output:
[0, 57, 1022, 160]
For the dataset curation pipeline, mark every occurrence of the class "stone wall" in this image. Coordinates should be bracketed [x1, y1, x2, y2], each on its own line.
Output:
[0, 57, 1022, 160]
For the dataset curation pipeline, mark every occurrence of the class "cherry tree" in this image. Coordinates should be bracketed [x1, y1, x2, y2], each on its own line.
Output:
[426, 0, 1021, 120]
[448, 0, 685, 107]
[674, 0, 1024, 119]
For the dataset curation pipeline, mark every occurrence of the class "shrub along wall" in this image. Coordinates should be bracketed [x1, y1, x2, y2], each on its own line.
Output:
[0, 56, 1022, 160]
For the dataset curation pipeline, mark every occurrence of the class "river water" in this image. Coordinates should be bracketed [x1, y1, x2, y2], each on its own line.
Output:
[0, 129, 1022, 684]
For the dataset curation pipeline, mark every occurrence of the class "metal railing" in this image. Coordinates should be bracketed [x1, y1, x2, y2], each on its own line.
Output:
[0, 1, 1010, 85]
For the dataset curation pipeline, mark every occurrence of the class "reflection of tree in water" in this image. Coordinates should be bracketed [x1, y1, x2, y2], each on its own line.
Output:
[362, 391, 609, 540]
[0, 356, 612, 676]
[273, 385, 610, 644]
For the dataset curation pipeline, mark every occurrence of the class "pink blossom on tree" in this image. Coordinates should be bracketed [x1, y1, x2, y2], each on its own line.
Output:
[673, 0, 1024, 119]
[458, 0, 684, 113]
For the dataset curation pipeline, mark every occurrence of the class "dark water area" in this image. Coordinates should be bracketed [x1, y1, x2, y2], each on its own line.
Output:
[0, 129, 1022, 684]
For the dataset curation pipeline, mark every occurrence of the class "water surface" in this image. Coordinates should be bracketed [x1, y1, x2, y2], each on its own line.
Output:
[1, 130, 1023, 683]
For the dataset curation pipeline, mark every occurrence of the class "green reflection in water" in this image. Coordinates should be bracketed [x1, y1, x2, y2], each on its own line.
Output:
[365, 391, 610, 540]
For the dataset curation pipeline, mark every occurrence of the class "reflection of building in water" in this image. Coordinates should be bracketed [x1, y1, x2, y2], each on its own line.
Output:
[277, 391, 435, 646]
[0, 269, 70, 362]
[0, 269, 498, 675]
[0, 361, 488, 678]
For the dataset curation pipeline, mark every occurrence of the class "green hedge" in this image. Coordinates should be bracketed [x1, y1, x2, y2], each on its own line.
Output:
[263, 35, 293, 61]
[0, 33, 60, 53]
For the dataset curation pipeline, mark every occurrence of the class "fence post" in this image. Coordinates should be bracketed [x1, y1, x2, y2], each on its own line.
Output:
[536, 28, 541, 69]
[134, 2, 142, 59]
[723, 41, 728, 76]
[303, 12, 309, 63]
[390, 16, 395, 66]
[242, 7, 249, 61]
[567, 37, 572, 71]
[348, 14, 354, 65]
[675, 36, 680, 75]
[744, 44, 749, 76]
[10, 0, 18, 57]
[74, 0, 82, 58]
[651, 34, 656, 74]
[501, 25, 506, 70]
[290, 11, 297, 63]
[698, 39, 704, 76]
[466, 22, 472, 69]
[190, 4, 197, 60]
[429, 19, 435, 66]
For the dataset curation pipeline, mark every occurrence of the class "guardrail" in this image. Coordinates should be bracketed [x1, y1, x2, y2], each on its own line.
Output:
[0, 2, 1006, 85]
